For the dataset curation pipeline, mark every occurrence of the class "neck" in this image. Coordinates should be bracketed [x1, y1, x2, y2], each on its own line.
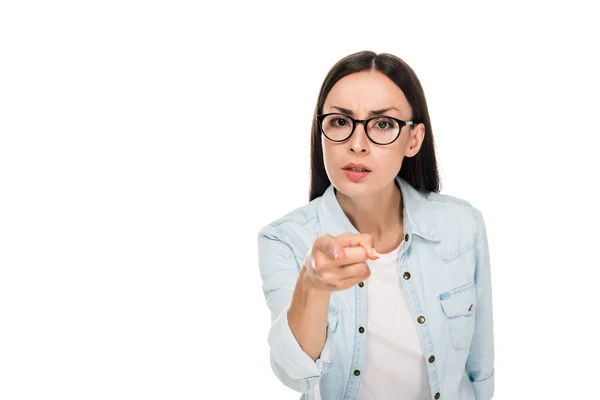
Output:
[335, 180, 404, 241]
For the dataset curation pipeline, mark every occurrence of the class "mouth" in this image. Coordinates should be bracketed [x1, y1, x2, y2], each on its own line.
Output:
[342, 168, 371, 181]
[343, 167, 371, 172]
[342, 162, 371, 172]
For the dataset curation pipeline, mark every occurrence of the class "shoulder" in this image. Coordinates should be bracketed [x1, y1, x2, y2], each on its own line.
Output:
[258, 198, 320, 234]
[426, 191, 472, 207]
[257, 198, 322, 261]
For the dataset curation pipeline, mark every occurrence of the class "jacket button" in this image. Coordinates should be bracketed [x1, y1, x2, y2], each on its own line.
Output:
[403, 271, 411, 280]
[428, 355, 435, 363]
[434, 393, 440, 399]
[468, 304, 473, 312]
[358, 282, 364, 288]
[354, 369, 361, 376]
[359, 326, 365, 333]
[405, 233, 409, 242]
[417, 315, 426, 324]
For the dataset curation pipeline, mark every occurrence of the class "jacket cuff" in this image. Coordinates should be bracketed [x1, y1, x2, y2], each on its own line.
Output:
[471, 369, 494, 400]
[268, 304, 335, 381]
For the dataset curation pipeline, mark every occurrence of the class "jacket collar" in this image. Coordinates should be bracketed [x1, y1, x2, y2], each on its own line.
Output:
[317, 175, 440, 242]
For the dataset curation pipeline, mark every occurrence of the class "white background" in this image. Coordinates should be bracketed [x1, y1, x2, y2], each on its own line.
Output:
[1, 1, 599, 399]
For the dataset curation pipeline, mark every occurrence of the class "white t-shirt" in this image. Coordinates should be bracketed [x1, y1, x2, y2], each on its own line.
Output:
[356, 241, 431, 400]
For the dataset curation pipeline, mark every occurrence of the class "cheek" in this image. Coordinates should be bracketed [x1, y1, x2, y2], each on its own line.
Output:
[373, 149, 404, 175]
[321, 141, 337, 166]
[321, 143, 346, 179]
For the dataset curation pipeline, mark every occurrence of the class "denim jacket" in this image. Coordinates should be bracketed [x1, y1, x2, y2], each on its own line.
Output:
[257, 176, 495, 400]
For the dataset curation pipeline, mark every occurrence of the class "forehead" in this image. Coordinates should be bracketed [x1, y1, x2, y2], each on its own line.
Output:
[323, 70, 411, 116]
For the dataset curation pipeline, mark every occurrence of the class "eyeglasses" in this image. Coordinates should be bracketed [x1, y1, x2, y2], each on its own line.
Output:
[316, 113, 414, 145]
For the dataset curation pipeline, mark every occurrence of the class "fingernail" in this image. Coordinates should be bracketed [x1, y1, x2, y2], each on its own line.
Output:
[372, 248, 380, 258]
[333, 249, 339, 260]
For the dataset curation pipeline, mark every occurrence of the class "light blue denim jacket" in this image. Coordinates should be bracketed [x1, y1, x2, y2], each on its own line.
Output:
[257, 176, 495, 400]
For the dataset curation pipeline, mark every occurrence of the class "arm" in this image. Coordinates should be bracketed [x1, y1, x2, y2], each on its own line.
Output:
[288, 265, 331, 361]
[466, 207, 496, 399]
[257, 224, 336, 393]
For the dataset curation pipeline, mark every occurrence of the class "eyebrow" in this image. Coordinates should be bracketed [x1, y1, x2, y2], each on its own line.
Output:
[330, 106, 400, 117]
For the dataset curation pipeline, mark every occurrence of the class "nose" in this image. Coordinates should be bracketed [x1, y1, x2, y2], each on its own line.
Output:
[348, 121, 369, 154]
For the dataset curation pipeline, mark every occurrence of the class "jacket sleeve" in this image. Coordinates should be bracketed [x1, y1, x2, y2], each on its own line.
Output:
[466, 207, 496, 399]
[257, 223, 336, 393]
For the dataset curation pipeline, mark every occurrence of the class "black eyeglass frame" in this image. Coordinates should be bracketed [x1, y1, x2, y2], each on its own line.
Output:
[316, 113, 415, 145]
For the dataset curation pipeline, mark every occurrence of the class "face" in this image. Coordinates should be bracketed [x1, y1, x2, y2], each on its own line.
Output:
[321, 70, 425, 197]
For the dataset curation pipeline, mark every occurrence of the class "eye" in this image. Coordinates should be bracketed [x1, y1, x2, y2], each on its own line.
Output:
[370, 117, 398, 131]
[326, 115, 352, 128]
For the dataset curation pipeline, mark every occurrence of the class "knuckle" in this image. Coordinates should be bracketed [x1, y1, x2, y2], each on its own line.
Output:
[320, 270, 332, 282]
[312, 252, 325, 267]
[353, 262, 367, 273]
[315, 255, 334, 270]
[315, 233, 328, 247]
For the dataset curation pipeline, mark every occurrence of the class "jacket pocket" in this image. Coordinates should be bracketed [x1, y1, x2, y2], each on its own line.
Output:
[438, 280, 477, 350]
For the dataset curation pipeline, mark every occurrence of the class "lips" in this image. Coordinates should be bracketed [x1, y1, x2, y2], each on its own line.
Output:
[343, 169, 370, 181]
[343, 162, 371, 172]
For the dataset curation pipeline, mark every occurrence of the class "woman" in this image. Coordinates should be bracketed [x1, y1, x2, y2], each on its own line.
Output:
[257, 50, 495, 400]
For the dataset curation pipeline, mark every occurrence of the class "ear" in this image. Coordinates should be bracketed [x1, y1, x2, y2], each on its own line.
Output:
[405, 123, 426, 157]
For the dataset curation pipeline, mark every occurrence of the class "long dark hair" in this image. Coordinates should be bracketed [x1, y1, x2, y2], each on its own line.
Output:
[309, 51, 440, 202]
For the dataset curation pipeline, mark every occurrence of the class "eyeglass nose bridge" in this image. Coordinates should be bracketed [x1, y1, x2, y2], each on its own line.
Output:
[346, 118, 374, 142]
